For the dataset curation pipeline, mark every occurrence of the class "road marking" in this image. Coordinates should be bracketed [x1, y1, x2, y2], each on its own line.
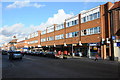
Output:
[24, 57, 36, 61]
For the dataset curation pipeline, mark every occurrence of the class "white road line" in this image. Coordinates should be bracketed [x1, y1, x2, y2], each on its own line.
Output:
[24, 57, 36, 60]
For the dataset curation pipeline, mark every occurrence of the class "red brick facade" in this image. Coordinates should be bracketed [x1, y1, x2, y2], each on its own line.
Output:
[5, 1, 120, 60]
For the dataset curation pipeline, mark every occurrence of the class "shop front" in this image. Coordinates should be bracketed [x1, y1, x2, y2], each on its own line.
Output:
[88, 43, 101, 58]
[115, 42, 120, 61]
[117, 42, 120, 61]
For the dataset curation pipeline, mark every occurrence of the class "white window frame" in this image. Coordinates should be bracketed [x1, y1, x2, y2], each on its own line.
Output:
[55, 34, 64, 40]
[41, 38, 46, 42]
[41, 30, 46, 35]
[56, 24, 64, 30]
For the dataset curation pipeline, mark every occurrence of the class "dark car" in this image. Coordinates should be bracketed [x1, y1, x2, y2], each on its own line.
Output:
[8, 51, 23, 60]
[2, 50, 8, 55]
[45, 52, 60, 58]
[39, 52, 46, 56]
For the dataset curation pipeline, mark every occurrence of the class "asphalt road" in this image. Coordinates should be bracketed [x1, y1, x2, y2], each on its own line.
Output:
[2, 54, 120, 79]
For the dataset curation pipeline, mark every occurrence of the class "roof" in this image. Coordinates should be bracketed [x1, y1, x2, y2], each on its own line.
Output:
[110, 1, 120, 10]
[9, 39, 17, 43]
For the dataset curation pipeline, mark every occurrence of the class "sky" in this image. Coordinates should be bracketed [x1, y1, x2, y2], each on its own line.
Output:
[0, 0, 117, 46]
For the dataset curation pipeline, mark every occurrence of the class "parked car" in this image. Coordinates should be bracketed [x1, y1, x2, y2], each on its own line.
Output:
[2, 50, 8, 55]
[75, 52, 82, 57]
[8, 51, 23, 60]
[37, 52, 45, 56]
[26, 51, 32, 55]
[45, 52, 60, 58]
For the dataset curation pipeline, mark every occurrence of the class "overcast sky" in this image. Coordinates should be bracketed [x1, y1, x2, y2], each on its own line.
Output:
[1, 0, 118, 46]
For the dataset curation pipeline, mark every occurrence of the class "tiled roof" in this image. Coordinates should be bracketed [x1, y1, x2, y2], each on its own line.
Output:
[110, 1, 120, 10]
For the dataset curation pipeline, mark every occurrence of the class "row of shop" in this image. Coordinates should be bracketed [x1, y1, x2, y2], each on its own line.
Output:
[21, 41, 120, 60]
[22, 43, 101, 57]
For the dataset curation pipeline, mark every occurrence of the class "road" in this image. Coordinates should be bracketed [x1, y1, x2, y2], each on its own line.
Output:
[2, 54, 120, 79]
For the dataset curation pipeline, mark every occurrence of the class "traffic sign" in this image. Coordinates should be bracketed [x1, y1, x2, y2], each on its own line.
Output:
[117, 42, 120, 47]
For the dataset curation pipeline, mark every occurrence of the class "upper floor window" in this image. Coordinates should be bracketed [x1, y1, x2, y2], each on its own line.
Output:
[47, 36, 54, 41]
[47, 26, 54, 33]
[81, 26, 100, 36]
[55, 34, 64, 40]
[66, 31, 79, 38]
[27, 32, 38, 39]
[41, 30, 46, 35]
[41, 38, 46, 42]
[66, 19, 78, 27]
[28, 40, 38, 44]
[81, 7, 100, 23]
[90, 28, 94, 34]
[56, 24, 64, 30]
[89, 14, 93, 21]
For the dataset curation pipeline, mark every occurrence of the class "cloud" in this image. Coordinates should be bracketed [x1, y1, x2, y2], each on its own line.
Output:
[39, 9, 74, 30]
[6, 1, 45, 9]
[0, 9, 74, 46]
[0, 23, 31, 45]
[80, 10, 86, 13]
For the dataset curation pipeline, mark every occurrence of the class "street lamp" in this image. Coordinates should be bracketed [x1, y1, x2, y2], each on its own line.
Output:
[46, 45, 48, 47]
[38, 45, 41, 47]
[79, 41, 82, 46]
[54, 43, 56, 47]
[64, 43, 67, 46]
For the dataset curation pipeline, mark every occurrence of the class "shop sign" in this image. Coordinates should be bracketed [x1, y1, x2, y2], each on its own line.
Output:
[89, 43, 97, 46]
[23, 47, 28, 49]
[72, 44, 77, 46]
[112, 36, 116, 40]
[93, 47, 97, 50]
[117, 42, 120, 47]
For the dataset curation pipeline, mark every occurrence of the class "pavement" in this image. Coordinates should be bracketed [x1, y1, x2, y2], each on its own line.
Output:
[67, 56, 119, 65]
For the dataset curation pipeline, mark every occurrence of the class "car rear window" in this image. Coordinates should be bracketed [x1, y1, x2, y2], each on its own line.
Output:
[8, 51, 21, 54]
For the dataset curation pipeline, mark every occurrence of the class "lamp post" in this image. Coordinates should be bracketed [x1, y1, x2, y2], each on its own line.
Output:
[38, 45, 41, 52]
[72, 44, 74, 57]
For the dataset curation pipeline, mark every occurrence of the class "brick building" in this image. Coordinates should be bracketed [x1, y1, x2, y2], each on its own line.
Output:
[26, 31, 41, 52]
[5, 1, 120, 60]
[109, 1, 120, 61]
[39, 2, 114, 59]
